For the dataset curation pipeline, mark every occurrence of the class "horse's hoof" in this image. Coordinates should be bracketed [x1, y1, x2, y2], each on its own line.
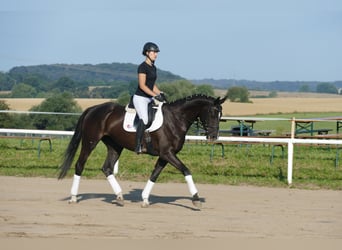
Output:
[68, 195, 77, 204]
[192, 200, 202, 209]
[192, 193, 202, 209]
[114, 193, 124, 207]
[141, 199, 150, 208]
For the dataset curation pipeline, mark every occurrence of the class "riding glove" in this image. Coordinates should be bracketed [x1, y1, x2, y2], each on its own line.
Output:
[153, 93, 167, 103]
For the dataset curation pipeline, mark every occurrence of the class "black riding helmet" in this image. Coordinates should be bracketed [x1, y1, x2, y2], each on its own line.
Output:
[142, 42, 160, 56]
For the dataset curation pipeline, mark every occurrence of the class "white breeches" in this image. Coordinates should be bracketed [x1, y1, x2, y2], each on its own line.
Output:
[133, 95, 152, 125]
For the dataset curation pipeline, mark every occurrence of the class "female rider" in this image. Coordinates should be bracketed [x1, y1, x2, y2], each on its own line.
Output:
[133, 42, 166, 153]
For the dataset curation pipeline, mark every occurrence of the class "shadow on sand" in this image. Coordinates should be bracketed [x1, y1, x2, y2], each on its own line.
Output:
[61, 188, 205, 211]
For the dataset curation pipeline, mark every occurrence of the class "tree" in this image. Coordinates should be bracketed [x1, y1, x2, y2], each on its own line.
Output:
[22, 74, 48, 92]
[316, 82, 338, 94]
[0, 73, 16, 91]
[11, 83, 37, 97]
[268, 91, 278, 98]
[90, 83, 130, 98]
[159, 80, 196, 101]
[194, 84, 214, 96]
[299, 84, 310, 92]
[226, 86, 250, 103]
[74, 86, 89, 98]
[52, 77, 77, 93]
[0, 100, 13, 127]
[128, 81, 138, 95]
[30, 92, 82, 130]
[117, 91, 130, 105]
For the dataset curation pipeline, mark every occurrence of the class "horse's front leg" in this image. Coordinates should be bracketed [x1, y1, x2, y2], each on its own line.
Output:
[164, 153, 202, 209]
[141, 158, 167, 208]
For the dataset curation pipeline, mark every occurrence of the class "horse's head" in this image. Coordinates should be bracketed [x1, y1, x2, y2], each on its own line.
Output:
[199, 96, 227, 141]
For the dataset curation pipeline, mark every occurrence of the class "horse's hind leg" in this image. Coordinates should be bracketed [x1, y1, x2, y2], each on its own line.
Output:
[69, 143, 94, 203]
[102, 140, 124, 206]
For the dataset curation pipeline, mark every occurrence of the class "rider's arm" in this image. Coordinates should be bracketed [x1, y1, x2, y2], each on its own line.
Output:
[138, 73, 159, 97]
[153, 85, 161, 95]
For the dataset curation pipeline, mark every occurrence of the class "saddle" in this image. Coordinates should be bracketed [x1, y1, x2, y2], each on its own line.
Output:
[123, 97, 164, 133]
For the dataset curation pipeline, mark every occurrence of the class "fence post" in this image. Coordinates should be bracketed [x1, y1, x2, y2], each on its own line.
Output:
[287, 117, 296, 185]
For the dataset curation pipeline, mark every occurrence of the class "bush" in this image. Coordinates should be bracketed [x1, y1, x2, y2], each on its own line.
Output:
[0, 100, 13, 127]
[316, 83, 338, 94]
[226, 86, 251, 103]
[29, 92, 82, 130]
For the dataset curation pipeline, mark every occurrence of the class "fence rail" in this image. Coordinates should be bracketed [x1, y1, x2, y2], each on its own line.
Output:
[0, 110, 81, 115]
[1, 128, 342, 185]
[0, 128, 74, 136]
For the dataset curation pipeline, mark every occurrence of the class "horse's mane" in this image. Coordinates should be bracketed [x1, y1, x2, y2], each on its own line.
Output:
[168, 94, 216, 106]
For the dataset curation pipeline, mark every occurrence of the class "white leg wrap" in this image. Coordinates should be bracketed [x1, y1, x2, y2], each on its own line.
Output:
[113, 160, 119, 175]
[185, 175, 198, 196]
[107, 174, 122, 195]
[70, 174, 81, 196]
[142, 180, 155, 200]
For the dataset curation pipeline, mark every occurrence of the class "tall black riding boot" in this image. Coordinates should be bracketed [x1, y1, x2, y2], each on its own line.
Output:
[135, 119, 145, 153]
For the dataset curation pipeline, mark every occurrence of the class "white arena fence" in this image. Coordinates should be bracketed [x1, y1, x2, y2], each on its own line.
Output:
[186, 135, 342, 185]
[1, 110, 342, 184]
[1, 129, 342, 185]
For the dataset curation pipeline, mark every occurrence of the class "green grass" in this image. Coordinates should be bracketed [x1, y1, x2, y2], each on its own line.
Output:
[0, 135, 341, 190]
[1, 111, 341, 189]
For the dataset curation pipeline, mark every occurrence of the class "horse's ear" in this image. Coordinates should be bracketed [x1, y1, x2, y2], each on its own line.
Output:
[217, 96, 227, 104]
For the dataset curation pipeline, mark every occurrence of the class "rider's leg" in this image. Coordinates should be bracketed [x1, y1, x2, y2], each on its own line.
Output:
[135, 119, 145, 153]
[133, 95, 150, 153]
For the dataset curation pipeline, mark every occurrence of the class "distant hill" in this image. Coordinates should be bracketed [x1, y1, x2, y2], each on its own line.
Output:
[5, 63, 342, 93]
[192, 79, 342, 92]
[9, 62, 183, 84]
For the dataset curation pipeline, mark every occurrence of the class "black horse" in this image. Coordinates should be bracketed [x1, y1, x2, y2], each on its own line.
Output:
[59, 95, 226, 208]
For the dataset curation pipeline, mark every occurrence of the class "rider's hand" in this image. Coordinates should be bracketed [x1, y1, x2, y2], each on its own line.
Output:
[153, 94, 165, 103]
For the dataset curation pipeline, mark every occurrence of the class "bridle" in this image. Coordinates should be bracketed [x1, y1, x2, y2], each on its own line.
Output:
[198, 105, 222, 135]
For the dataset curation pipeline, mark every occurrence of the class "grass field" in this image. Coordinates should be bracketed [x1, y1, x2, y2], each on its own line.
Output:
[0, 136, 341, 190]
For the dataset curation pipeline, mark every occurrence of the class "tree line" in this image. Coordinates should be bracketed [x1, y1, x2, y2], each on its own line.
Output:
[0, 63, 184, 98]
[0, 80, 218, 131]
[0, 82, 252, 131]
[193, 79, 342, 94]
[2, 63, 342, 98]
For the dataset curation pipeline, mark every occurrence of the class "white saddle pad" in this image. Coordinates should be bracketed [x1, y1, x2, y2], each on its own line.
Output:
[123, 103, 164, 132]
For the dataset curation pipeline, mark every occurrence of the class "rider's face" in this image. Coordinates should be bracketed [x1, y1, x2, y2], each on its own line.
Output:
[147, 51, 158, 61]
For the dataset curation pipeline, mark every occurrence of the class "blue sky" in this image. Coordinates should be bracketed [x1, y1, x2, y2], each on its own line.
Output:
[0, 0, 341, 81]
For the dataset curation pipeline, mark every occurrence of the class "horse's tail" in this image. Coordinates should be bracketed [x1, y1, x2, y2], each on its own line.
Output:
[58, 109, 88, 180]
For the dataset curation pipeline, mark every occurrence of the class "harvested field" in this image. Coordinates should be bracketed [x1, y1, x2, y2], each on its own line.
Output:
[1, 94, 341, 116]
[0, 98, 112, 111]
[222, 97, 342, 116]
